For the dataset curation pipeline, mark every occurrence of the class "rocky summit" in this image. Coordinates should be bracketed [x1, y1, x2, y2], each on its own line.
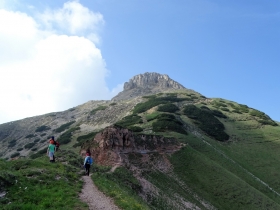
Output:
[112, 72, 186, 101]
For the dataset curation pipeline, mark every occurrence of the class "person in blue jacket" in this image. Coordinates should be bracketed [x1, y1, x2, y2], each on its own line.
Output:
[84, 152, 93, 176]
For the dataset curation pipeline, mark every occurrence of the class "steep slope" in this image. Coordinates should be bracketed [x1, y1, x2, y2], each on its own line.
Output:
[1, 72, 280, 210]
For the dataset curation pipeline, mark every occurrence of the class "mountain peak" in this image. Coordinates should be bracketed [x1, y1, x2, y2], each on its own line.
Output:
[112, 72, 186, 101]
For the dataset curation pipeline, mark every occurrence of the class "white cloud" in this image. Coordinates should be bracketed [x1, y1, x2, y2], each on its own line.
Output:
[39, 0, 104, 43]
[0, 1, 121, 124]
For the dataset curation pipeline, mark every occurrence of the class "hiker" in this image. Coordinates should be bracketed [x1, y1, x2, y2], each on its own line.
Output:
[47, 139, 56, 162]
[49, 136, 57, 161]
[83, 152, 93, 176]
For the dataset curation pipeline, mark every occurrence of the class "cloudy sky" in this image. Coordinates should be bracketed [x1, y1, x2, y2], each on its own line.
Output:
[0, 0, 279, 124]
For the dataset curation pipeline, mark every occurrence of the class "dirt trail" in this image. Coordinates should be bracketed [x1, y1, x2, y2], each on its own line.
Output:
[79, 175, 120, 210]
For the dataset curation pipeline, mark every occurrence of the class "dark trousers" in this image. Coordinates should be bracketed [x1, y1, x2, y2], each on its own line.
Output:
[85, 164, 90, 176]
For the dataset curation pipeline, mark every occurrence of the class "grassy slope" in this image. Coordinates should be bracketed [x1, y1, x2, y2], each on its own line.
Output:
[2, 92, 280, 210]
[0, 150, 88, 210]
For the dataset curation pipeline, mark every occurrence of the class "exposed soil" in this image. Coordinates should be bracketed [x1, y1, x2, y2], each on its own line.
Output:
[79, 175, 120, 210]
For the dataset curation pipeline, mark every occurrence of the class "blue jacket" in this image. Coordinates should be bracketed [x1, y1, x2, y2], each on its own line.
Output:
[84, 156, 93, 165]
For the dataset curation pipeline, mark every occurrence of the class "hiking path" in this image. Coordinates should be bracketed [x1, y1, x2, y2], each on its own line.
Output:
[79, 175, 120, 210]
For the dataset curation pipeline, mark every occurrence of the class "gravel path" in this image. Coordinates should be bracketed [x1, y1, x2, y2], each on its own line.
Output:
[79, 175, 120, 210]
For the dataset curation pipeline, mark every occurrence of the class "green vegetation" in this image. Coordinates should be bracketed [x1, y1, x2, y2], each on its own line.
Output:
[250, 109, 278, 126]
[133, 96, 186, 114]
[10, 152, 20, 158]
[152, 113, 187, 134]
[157, 103, 179, 113]
[110, 102, 117, 106]
[34, 138, 40, 143]
[73, 131, 98, 148]
[93, 166, 149, 210]
[183, 105, 229, 141]
[0, 151, 87, 209]
[24, 142, 36, 149]
[115, 114, 143, 128]
[128, 126, 143, 132]
[16, 148, 23, 151]
[30, 148, 47, 159]
[90, 106, 107, 115]
[8, 140, 17, 148]
[54, 121, 76, 133]
[35, 125, 51, 132]
[25, 134, 36, 139]
[57, 127, 80, 144]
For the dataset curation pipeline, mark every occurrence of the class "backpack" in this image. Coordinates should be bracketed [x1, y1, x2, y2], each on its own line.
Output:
[86, 156, 93, 165]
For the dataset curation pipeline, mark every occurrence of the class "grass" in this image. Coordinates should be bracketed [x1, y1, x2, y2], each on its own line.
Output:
[0, 150, 87, 210]
[92, 166, 149, 210]
[168, 140, 280, 209]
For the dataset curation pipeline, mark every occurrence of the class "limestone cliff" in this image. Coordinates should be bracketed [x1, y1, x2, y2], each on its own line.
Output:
[112, 72, 187, 101]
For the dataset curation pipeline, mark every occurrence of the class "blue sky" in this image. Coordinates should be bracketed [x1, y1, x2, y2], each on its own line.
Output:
[0, 0, 279, 124]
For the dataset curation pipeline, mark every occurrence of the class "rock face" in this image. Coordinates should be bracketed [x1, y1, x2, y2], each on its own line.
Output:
[112, 72, 186, 101]
[81, 125, 181, 166]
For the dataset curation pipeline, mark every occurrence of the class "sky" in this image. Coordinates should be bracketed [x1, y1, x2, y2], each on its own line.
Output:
[0, 0, 279, 124]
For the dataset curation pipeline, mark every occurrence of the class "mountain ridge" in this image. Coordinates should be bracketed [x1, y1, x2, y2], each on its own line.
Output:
[1, 72, 280, 209]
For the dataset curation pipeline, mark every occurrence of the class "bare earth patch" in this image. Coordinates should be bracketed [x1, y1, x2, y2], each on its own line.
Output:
[79, 175, 120, 210]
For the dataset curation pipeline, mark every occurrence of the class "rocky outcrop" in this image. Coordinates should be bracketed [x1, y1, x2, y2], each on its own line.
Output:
[112, 72, 186, 101]
[80, 125, 182, 166]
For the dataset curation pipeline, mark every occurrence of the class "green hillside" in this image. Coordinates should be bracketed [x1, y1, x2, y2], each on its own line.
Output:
[1, 90, 280, 209]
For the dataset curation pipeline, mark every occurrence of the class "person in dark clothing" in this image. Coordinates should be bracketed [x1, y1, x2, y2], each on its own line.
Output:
[83, 152, 93, 176]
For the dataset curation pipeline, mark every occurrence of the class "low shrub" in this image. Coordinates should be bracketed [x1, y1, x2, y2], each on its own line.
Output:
[17, 148, 23, 151]
[232, 109, 242, 114]
[183, 105, 229, 141]
[133, 96, 186, 114]
[54, 121, 76, 133]
[35, 125, 51, 132]
[221, 108, 230, 112]
[110, 103, 117, 106]
[157, 103, 179, 113]
[74, 131, 98, 148]
[128, 126, 143, 132]
[34, 138, 40, 143]
[8, 140, 17, 148]
[212, 110, 227, 118]
[25, 134, 35, 139]
[115, 114, 143, 128]
[152, 114, 187, 134]
[146, 112, 161, 122]
[24, 143, 36, 149]
[40, 133, 46, 137]
[10, 152, 20, 158]
[90, 106, 107, 115]
[57, 127, 80, 144]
